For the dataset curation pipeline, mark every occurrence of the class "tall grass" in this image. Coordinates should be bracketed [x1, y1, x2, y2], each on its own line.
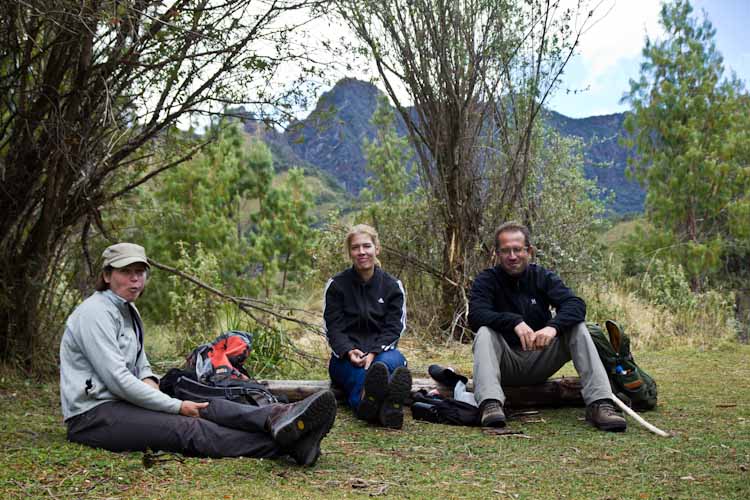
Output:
[581, 278, 737, 350]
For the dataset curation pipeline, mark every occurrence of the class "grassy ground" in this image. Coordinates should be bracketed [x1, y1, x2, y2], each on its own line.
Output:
[1, 342, 748, 499]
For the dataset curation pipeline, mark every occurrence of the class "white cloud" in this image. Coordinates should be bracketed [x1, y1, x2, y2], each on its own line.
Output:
[572, 0, 664, 89]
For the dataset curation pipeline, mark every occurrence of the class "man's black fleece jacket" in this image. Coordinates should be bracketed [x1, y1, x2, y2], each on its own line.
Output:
[468, 263, 586, 348]
[323, 266, 406, 358]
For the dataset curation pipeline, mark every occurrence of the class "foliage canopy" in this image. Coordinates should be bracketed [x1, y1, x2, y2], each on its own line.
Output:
[0, 0, 325, 368]
[622, 0, 750, 290]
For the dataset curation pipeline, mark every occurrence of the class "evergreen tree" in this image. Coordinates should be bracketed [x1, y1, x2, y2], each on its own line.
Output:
[131, 122, 258, 316]
[622, 0, 750, 290]
[361, 95, 413, 202]
[249, 168, 315, 296]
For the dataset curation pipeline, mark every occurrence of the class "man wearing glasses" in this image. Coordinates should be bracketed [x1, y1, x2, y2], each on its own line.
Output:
[468, 222, 626, 432]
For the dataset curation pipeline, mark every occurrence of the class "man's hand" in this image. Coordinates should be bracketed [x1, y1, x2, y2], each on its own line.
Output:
[348, 349, 367, 367]
[514, 321, 536, 351]
[532, 326, 557, 350]
[180, 400, 209, 418]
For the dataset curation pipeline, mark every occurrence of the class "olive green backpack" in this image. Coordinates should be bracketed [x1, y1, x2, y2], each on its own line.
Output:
[587, 320, 658, 411]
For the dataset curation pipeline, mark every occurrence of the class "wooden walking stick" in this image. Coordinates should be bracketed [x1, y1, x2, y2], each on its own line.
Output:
[611, 394, 671, 437]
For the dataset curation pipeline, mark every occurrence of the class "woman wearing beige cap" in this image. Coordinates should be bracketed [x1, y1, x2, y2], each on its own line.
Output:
[59, 243, 336, 466]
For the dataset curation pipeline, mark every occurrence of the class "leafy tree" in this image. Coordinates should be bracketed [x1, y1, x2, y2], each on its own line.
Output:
[519, 128, 607, 281]
[249, 168, 316, 297]
[0, 0, 324, 367]
[622, 0, 750, 291]
[360, 95, 413, 202]
[128, 122, 260, 317]
[337, 0, 600, 327]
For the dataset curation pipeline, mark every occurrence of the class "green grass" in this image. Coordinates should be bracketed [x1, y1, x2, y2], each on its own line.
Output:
[600, 217, 649, 247]
[1, 345, 748, 499]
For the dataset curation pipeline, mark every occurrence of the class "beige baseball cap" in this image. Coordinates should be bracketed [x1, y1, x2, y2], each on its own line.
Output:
[101, 243, 150, 269]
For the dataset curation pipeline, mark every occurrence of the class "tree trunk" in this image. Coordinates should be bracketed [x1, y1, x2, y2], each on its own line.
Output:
[441, 222, 463, 330]
[280, 253, 291, 292]
[1, 249, 50, 369]
[736, 289, 750, 344]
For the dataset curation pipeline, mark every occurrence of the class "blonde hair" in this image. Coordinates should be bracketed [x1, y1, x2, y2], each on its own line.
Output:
[345, 224, 382, 267]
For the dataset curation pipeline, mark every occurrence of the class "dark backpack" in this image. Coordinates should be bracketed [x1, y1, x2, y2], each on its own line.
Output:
[587, 320, 658, 410]
[160, 330, 280, 406]
[410, 392, 480, 426]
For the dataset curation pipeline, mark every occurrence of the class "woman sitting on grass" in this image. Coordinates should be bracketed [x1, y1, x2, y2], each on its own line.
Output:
[59, 242, 336, 466]
[323, 224, 412, 428]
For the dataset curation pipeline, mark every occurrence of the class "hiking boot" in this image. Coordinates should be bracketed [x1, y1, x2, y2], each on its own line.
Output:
[357, 361, 389, 422]
[480, 399, 506, 428]
[585, 399, 627, 432]
[378, 366, 412, 429]
[268, 390, 337, 452]
[288, 391, 337, 466]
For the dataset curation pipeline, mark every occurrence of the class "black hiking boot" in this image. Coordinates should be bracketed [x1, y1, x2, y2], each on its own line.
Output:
[268, 390, 337, 456]
[357, 361, 389, 422]
[378, 366, 412, 429]
[585, 399, 627, 432]
[480, 399, 506, 428]
[288, 392, 337, 466]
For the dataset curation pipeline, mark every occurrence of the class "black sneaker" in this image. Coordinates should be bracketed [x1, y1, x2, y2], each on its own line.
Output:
[288, 392, 337, 466]
[428, 364, 468, 389]
[268, 390, 337, 450]
[357, 361, 389, 422]
[480, 399, 506, 428]
[585, 399, 627, 432]
[379, 366, 412, 429]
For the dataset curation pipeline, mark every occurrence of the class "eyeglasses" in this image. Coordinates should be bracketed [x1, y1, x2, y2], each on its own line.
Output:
[498, 246, 528, 256]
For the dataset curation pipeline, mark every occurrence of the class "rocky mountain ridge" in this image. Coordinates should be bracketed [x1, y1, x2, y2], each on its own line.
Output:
[245, 78, 645, 215]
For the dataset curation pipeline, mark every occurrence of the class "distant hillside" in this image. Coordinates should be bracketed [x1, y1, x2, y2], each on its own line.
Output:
[543, 111, 644, 214]
[285, 78, 409, 194]
[230, 112, 354, 219]
[242, 78, 645, 215]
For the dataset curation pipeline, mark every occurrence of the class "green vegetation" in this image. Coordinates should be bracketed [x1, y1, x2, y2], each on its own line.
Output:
[2, 345, 748, 499]
[1, 0, 748, 496]
[622, 0, 750, 292]
[0, 0, 325, 368]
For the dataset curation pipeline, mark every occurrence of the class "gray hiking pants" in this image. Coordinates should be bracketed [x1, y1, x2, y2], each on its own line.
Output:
[66, 399, 282, 458]
[472, 322, 611, 407]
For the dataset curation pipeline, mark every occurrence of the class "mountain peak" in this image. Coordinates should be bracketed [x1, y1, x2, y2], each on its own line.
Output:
[280, 78, 643, 214]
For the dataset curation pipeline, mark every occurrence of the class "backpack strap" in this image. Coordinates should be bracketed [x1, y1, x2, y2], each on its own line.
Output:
[173, 376, 278, 406]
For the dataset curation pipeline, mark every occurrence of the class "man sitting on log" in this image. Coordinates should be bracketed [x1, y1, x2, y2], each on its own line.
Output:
[468, 222, 626, 432]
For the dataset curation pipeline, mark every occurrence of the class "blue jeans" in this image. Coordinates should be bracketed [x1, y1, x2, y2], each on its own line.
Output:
[329, 349, 407, 409]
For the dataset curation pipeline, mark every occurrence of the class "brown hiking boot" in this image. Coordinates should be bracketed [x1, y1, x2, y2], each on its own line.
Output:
[480, 399, 506, 428]
[585, 399, 627, 432]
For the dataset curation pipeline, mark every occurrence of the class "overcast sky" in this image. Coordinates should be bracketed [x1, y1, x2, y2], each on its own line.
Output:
[263, 0, 750, 123]
[548, 0, 750, 117]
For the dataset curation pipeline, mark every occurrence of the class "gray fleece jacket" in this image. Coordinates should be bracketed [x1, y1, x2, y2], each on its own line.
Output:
[59, 290, 182, 420]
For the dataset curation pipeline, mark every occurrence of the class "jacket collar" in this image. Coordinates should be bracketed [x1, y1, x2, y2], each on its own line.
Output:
[103, 288, 128, 305]
[494, 264, 531, 283]
[101, 289, 139, 311]
[349, 265, 381, 285]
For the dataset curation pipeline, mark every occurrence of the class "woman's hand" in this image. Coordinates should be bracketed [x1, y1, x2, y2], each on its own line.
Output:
[363, 353, 376, 369]
[348, 349, 367, 367]
[180, 400, 209, 417]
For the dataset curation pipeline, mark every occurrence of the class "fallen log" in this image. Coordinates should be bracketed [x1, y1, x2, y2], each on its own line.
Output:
[259, 377, 584, 408]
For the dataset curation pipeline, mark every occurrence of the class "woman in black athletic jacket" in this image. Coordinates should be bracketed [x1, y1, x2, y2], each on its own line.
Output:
[323, 224, 412, 428]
